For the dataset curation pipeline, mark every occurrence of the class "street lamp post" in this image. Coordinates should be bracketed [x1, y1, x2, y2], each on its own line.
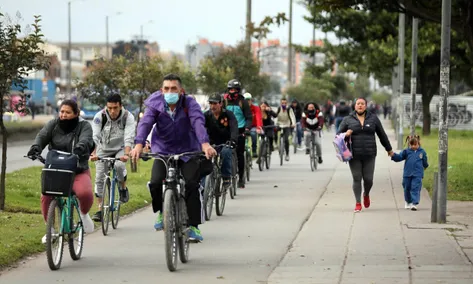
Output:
[67, 0, 85, 96]
[106, 12, 122, 59]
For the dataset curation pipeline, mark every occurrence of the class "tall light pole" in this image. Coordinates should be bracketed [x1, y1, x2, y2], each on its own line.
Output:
[67, 0, 84, 96]
[397, 12, 406, 150]
[139, 20, 153, 61]
[246, 0, 252, 50]
[287, 0, 293, 86]
[437, 0, 452, 224]
[106, 12, 122, 59]
[409, 18, 419, 137]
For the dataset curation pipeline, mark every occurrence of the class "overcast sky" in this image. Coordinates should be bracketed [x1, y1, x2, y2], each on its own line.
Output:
[1, 0, 337, 53]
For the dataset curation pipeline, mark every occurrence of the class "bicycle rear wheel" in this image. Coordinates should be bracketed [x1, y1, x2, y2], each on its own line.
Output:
[203, 174, 214, 221]
[215, 177, 226, 216]
[101, 178, 111, 236]
[258, 141, 265, 171]
[111, 180, 121, 229]
[68, 198, 84, 261]
[279, 137, 284, 166]
[46, 199, 64, 270]
[163, 189, 178, 272]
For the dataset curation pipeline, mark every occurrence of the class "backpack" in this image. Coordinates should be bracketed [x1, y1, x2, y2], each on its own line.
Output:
[101, 109, 129, 131]
[333, 133, 352, 163]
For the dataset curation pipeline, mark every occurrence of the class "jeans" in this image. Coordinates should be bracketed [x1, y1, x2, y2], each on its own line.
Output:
[296, 122, 303, 145]
[219, 146, 233, 178]
[250, 127, 258, 154]
[335, 117, 344, 132]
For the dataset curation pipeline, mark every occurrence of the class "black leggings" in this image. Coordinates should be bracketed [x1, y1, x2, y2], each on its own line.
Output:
[148, 158, 202, 226]
[348, 157, 376, 203]
[237, 128, 246, 181]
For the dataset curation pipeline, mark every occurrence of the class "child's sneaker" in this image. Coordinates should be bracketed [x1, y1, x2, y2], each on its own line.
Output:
[404, 202, 412, 209]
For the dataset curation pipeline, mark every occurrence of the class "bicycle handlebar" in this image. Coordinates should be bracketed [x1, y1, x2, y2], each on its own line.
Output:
[139, 151, 205, 160]
[24, 155, 46, 164]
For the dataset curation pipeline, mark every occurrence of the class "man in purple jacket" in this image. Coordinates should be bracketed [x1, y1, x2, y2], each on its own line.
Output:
[130, 74, 216, 242]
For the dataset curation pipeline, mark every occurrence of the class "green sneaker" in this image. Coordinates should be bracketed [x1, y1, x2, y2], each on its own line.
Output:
[188, 226, 203, 242]
[154, 211, 163, 231]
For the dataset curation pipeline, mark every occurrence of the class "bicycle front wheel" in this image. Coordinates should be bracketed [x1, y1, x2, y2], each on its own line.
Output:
[163, 189, 178, 272]
[68, 197, 84, 261]
[111, 181, 121, 230]
[258, 141, 265, 171]
[215, 177, 226, 216]
[279, 138, 284, 166]
[46, 199, 64, 270]
[101, 178, 111, 236]
[203, 174, 214, 221]
[245, 151, 251, 182]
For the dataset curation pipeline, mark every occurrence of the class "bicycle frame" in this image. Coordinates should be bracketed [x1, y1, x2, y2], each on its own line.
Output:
[56, 196, 81, 235]
[99, 158, 120, 212]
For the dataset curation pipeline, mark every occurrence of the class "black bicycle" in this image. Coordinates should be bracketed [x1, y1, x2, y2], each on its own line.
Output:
[258, 125, 277, 171]
[203, 144, 233, 220]
[139, 151, 204, 272]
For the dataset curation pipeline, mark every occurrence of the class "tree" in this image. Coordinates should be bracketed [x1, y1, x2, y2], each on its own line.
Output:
[304, 0, 473, 60]
[285, 73, 335, 103]
[198, 42, 270, 96]
[247, 13, 289, 61]
[0, 14, 49, 210]
[299, 4, 472, 135]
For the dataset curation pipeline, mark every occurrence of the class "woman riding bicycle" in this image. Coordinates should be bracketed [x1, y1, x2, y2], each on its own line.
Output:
[260, 101, 277, 151]
[27, 100, 95, 242]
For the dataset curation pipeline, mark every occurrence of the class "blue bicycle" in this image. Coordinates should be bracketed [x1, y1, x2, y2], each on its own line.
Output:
[97, 157, 122, 236]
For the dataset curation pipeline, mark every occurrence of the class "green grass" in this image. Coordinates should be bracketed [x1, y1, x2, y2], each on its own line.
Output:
[0, 160, 154, 268]
[402, 127, 473, 201]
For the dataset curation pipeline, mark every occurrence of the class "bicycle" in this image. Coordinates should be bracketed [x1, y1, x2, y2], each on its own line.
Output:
[244, 134, 252, 182]
[277, 126, 291, 165]
[96, 157, 123, 236]
[139, 151, 204, 272]
[203, 144, 233, 220]
[258, 125, 276, 171]
[230, 148, 238, 199]
[25, 154, 84, 271]
[304, 128, 320, 171]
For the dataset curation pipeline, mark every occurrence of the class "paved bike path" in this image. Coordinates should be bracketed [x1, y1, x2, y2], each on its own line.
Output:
[0, 131, 339, 283]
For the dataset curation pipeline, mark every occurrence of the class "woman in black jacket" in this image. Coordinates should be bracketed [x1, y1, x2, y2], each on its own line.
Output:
[338, 97, 394, 212]
[260, 101, 277, 151]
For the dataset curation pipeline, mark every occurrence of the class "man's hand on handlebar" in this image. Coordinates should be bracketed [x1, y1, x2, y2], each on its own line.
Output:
[130, 144, 143, 162]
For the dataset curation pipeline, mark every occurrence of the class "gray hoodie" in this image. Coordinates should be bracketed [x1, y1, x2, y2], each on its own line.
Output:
[92, 108, 136, 157]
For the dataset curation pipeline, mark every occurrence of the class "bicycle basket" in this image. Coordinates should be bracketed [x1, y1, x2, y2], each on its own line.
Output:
[41, 150, 77, 196]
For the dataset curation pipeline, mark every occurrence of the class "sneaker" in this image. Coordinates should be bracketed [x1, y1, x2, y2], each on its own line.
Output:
[354, 203, 362, 212]
[154, 211, 163, 231]
[41, 228, 57, 244]
[80, 212, 95, 233]
[305, 149, 310, 155]
[238, 179, 245, 189]
[119, 187, 129, 203]
[411, 205, 418, 211]
[285, 155, 290, 161]
[92, 211, 102, 222]
[363, 195, 371, 208]
[318, 157, 323, 164]
[188, 226, 203, 242]
[404, 202, 412, 209]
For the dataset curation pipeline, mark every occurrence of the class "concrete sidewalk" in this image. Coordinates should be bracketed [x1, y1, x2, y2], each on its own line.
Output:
[268, 119, 473, 283]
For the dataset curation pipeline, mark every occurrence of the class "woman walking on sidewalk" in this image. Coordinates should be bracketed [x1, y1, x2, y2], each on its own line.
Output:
[391, 135, 429, 211]
[338, 97, 394, 212]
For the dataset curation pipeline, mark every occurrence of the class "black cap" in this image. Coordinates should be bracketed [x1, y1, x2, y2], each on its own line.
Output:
[208, 93, 222, 103]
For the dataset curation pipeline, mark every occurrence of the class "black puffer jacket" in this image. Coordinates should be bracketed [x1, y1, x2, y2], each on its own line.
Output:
[337, 111, 392, 160]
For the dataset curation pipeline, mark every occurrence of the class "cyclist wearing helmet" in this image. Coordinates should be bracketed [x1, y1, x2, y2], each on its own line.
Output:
[223, 79, 252, 188]
[243, 92, 263, 158]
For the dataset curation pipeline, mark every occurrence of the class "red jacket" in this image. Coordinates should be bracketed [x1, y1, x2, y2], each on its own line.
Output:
[249, 103, 263, 128]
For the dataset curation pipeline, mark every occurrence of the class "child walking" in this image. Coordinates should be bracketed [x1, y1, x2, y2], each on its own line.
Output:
[391, 135, 429, 211]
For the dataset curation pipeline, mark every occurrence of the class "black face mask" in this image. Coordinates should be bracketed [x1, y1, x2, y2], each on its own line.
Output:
[58, 117, 79, 133]
[308, 110, 316, 118]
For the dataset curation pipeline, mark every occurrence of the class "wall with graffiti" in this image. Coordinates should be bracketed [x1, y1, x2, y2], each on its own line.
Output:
[402, 95, 473, 130]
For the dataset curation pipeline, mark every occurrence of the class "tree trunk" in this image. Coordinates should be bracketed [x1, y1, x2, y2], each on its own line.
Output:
[0, 95, 7, 211]
[419, 65, 431, 135]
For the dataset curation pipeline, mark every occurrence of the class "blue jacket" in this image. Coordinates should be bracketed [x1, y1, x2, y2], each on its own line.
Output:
[392, 147, 429, 178]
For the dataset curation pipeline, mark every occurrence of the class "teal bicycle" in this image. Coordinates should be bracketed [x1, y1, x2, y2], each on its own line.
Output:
[25, 154, 84, 271]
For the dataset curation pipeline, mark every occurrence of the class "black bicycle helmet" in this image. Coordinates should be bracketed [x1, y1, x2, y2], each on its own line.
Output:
[227, 79, 242, 92]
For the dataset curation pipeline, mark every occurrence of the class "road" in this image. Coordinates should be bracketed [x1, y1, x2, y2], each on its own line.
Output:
[0, 131, 339, 283]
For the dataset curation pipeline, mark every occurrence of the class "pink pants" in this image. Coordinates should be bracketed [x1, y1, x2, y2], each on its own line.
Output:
[40, 170, 94, 222]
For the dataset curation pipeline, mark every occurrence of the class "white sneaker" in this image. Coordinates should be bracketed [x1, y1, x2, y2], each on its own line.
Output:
[41, 228, 56, 244]
[411, 205, 418, 211]
[404, 202, 412, 209]
[80, 212, 95, 233]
